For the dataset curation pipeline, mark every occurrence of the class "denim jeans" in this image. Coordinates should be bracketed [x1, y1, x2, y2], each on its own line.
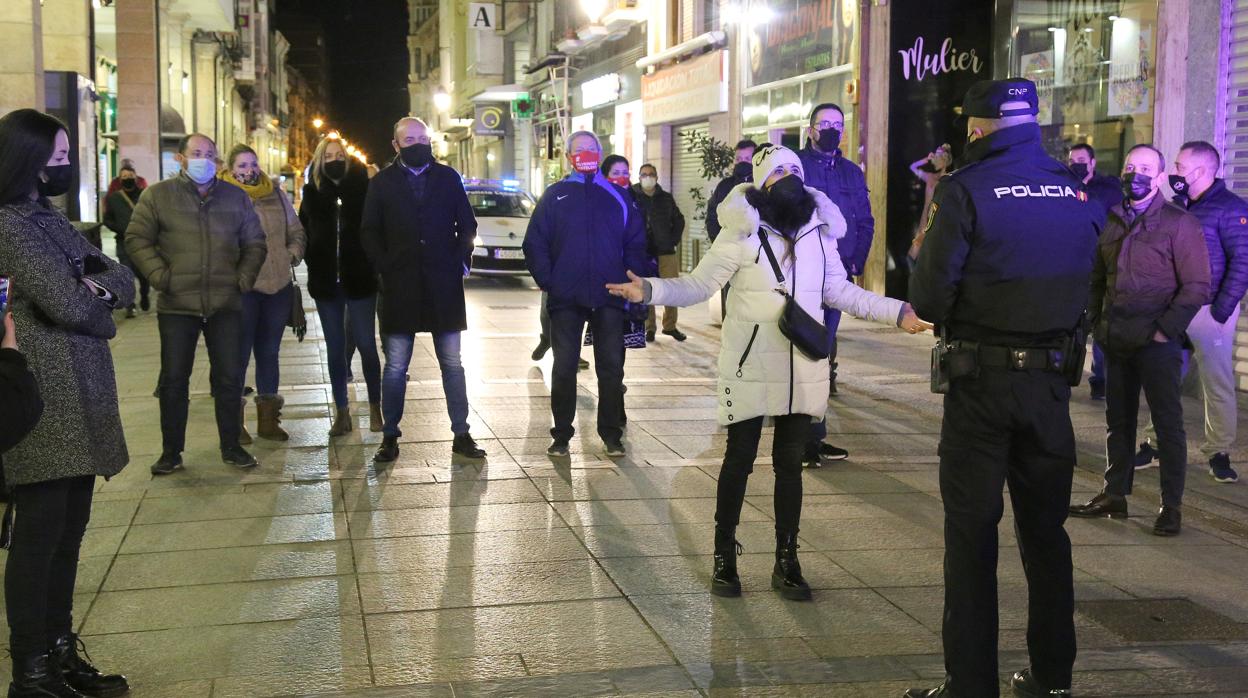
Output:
[381, 331, 470, 437]
[549, 305, 625, 442]
[314, 288, 380, 408]
[1104, 339, 1186, 507]
[239, 285, 292, 396]
[157, 311, 243, 452]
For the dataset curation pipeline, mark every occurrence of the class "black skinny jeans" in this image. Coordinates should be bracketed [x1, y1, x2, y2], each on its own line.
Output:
[715, 413, 810, 535]
[5, 475, 94, 662]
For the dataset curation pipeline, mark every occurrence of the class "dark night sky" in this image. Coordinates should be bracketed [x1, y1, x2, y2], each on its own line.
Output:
[275, 0, 410, 164]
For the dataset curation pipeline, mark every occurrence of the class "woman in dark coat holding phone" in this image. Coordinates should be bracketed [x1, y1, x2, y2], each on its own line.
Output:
[0, 109, 132, 698]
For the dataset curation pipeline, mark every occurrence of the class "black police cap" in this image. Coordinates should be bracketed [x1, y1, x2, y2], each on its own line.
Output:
[960, 78, 1040, 118]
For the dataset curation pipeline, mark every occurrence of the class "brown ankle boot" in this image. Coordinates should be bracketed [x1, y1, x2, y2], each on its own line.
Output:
[369, 402, 383, 432]
[256, 395, 289, 441]
[239, 398, 253, 445]
[329, 406, 353, 437]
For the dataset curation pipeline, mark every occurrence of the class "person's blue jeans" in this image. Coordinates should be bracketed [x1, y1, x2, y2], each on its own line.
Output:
[314, 287, 381, 408]
[157, 311, 242, 452]
[239, 285, 292, 396]
[809, 307, 843, 444]
[381, 331, 470, 437]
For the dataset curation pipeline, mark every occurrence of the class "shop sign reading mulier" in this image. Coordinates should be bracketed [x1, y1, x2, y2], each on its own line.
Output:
[641, 50, 729, 124]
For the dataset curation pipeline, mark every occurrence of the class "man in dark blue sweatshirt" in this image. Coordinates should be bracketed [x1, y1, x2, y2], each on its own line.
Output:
[798, 103, 875, 464]
[523, 131, 648, 458]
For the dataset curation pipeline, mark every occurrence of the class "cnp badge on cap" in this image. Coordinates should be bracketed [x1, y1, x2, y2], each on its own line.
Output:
[960, 78, 1040, 118]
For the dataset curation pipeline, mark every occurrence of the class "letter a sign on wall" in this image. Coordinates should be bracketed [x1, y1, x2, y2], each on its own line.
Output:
[469, 3, 496, 30]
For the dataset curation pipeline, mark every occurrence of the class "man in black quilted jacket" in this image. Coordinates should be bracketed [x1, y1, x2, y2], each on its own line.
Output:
[1136, 141, 1248, 484]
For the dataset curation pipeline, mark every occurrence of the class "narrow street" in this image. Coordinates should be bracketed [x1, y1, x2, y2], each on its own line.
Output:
[8, 275, 1247, 698]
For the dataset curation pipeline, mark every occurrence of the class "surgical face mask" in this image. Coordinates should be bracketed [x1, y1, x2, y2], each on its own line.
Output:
[640, 176, 657, 190]
[38, 164, 74, 197]
[1122, 171, 1154, 201]
[324, 160, 347, 180]
[1169, 173, 1192, 196]
[183, 157, 217, 185]
[1069, 162, 1090, 180]
[400, 143, 433, 169]
[733, 161, 753, 180]
[815, 127, 841, 152]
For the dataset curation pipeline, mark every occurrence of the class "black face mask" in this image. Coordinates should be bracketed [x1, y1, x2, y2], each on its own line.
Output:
[815, 127, 841, 152]
[121, 178, 138, 191]
[324, 160, 347, 180]
[732, 161, 753, 180]
[1069, 162, 1089, 180]
[38, 164, 73, 197]
[768, 174, 807, 204]
[1122, 172, 1154, 201]
[399, 143, 434, 169]
[1168, 173, 1190, 196]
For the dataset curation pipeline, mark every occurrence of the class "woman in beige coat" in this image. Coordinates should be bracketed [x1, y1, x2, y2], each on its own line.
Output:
[221, 145, 306, 441]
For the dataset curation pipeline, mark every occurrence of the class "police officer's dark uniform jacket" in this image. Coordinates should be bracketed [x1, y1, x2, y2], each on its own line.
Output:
[907, 79, 1103, 698]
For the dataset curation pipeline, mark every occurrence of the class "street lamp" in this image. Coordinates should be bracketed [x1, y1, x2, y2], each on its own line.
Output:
[312, 118, 324, 131]
[434, 90, 452, 112]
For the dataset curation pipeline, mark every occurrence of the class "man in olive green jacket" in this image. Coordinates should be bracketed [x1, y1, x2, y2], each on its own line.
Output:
[125, 133, 267, 474]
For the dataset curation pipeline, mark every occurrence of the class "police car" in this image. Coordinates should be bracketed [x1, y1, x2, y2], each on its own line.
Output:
[466, 179, 536, 276]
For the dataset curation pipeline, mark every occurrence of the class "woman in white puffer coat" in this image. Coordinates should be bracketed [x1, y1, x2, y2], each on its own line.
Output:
[609, 145, 926, 601]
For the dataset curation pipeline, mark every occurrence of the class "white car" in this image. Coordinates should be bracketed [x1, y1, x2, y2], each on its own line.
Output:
[466, 179, 536, 276]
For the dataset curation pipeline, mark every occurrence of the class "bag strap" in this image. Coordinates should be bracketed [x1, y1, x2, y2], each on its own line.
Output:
[756, 228, 785, 283]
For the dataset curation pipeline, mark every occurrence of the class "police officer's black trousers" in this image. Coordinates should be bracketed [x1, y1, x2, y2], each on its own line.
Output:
[938, 369, 1077, 697]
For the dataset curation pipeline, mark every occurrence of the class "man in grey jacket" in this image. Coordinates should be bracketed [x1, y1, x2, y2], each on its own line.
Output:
[126, 133, 267, 474]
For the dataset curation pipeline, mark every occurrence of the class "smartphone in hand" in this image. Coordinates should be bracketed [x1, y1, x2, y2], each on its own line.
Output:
[0, 276, 10, 315]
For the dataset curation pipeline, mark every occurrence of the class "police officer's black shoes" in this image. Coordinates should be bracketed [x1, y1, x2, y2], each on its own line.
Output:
[1153, 506, 1181, 536]
[1068, 492, 1127, 519]
[374, 436, 399, 463]
[903, 681, 955, 697]
[9, 653, 89, 697]
[771, 532, 811, 601]
[50, 634, 129, 697]
[1010, 668, 1072, 697]
[710, 526, 743, 597]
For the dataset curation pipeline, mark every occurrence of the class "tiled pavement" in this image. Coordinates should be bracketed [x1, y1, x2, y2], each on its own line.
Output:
[4, 272, 1248, 698]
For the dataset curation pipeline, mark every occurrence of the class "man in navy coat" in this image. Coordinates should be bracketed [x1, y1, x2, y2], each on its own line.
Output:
[523, 131, 647, 458]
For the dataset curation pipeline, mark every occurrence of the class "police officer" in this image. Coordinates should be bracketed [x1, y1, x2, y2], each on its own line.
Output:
[904, 79, 1103, 698]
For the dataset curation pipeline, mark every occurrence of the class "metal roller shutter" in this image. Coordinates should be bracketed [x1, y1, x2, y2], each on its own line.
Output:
[671, 123, 709, 272]
[1227, 1, 1248, 389]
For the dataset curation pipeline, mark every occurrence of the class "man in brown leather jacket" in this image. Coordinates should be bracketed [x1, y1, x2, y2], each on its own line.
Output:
[1070, 144, 1210, 536]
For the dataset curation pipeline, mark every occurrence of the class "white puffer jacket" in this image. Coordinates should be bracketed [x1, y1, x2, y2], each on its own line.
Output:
[648, 183, 904, 425]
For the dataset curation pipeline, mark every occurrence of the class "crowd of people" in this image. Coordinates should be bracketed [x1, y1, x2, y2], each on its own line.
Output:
[0, 71, 1245, 698]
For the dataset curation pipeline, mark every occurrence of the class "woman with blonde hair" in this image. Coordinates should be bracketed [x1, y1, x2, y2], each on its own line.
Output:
[220, 144, 306, 441]
[299, 137, 381, 435]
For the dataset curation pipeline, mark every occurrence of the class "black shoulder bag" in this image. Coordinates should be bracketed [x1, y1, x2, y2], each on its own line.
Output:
[757, 229, 830, 361]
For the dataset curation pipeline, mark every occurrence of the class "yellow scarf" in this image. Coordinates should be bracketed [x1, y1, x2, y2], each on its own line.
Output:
[219, 170, 274, 201]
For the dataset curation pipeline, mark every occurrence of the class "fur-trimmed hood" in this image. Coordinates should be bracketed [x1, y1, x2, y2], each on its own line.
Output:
[716, 182, 847, 241]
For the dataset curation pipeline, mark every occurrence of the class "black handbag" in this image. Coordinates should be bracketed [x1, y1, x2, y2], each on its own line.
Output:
[288, 265, 307, 342]
[757, 229, 830, 361]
